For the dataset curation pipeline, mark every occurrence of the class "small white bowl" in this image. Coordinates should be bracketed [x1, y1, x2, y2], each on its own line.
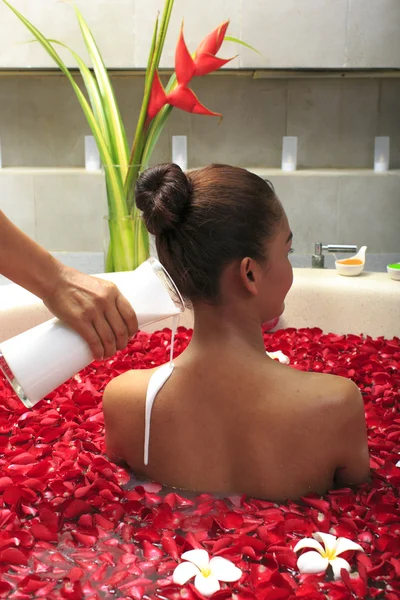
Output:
[387, 264, 400, 281]
[335, 260, 365, 277]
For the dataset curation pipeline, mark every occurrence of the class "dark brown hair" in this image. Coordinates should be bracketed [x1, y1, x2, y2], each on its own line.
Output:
[136, 163, 283, 303]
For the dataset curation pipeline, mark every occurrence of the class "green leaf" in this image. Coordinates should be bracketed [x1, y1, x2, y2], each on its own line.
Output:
[144, 12, 159, 87]
[48, 40, 112, 157]
[224, 35, 262, 56]
[75, 7, 129, 179]
[153, 0, 174, 70]
[140, 104, 172, 173]
[125, 0, 175, 196]
[124, 11, 160, 213]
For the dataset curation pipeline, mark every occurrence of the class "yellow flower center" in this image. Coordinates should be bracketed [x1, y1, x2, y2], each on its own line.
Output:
[322, 549, 336, 561]
[201, 567, 212, 578]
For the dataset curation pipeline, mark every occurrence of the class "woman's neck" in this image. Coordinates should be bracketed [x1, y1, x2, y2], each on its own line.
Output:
[188, 302, 266, 355]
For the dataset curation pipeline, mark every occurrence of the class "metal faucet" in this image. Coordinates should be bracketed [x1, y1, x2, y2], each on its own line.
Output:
[312, 243, 357, 268]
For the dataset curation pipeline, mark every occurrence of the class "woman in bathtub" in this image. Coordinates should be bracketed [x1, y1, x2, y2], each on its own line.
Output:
[102, 163, 369, 501]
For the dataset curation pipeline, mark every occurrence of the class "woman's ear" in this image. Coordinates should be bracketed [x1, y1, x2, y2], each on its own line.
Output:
[239, 257, 261, 296]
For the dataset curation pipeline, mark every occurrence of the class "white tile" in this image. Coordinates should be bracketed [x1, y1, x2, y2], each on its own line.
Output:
[379, 80, 400, 170]
[337, 174, 400, 252]
[0, 75, 145, 169]
[12, 76, 89, 167]
[189, 77, 287, 168]
[346, 0, 400, 67]
[241, 0, 348, 68]
[266, 174, 340, 254]
[0, 0, 31, 67]
[2, 0, 135, 69]
[339, 79, 380, 168]
[0, 171, 35, 237]
[133, 0, 241, 69]
[0, 70, 396, 175]
[0, 78, 21, 167]
[287, 80, 342, 168]
[33, 171, 107, 251]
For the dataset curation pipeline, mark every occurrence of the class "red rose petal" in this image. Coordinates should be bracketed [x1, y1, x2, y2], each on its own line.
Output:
[15, 530, 35, 548]
[64, 500, 92, 518]
[3, 485, 22, 505]
[0, 582, 12, 595]
[71, 531, 98, 547]
[59, 581, 84, 600]
[161, 535, 180, 560]
[10, 452, 36, 465]
[31, 524, 58, 542]
[0, 476, 13, 491]
[0, 547, 28, 565]
[142, 540, 164, 560]
[0, 326, 398, 598]
[219, 511, 244, 530]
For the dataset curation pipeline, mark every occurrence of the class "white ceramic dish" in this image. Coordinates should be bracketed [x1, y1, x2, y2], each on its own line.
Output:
[335, 262, 365, 277]
[335, 245, 367, 277]
[387, 264, 400, 281]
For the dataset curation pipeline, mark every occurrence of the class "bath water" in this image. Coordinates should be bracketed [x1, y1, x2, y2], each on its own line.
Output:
[0, 325, 398, 599]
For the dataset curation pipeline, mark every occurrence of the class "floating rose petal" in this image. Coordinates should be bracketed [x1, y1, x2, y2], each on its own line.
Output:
[0, 547, 28, 565]
[0, 326, 398, 597]
[31, 524, 58, 542]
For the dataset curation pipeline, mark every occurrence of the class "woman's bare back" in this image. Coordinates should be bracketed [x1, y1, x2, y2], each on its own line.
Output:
[103, 351, 369, 501]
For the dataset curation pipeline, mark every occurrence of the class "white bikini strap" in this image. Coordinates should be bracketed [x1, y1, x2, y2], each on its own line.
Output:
[144, 314, 179, 466]
[144, 363, 174, 465]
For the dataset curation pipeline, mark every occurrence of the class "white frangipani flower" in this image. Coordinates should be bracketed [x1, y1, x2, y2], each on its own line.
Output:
[294, 532, 363, 580]
[266, 350, 290, 364]
[172, 549, 242, 597]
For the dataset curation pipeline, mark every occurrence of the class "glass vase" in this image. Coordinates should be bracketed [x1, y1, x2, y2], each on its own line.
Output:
[104, 215, 150, 273]
[103, 164, 150, 272]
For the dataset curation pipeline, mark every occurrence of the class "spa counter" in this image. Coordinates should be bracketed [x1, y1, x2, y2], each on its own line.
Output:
[0, 269, 398, 343]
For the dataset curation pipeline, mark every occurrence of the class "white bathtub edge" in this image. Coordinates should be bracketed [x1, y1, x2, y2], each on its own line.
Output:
[0, 269, 398, 342]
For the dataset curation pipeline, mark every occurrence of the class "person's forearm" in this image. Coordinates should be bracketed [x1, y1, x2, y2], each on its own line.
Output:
[0, 210, 61, 299]
[0, 211, 138, 358]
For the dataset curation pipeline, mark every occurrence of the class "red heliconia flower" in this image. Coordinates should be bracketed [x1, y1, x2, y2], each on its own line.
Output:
[147, 21, 234, 120]
[175, 21, 233, 84]
[167, 84, 221, 117]
[196, 21, 230, 61]
[147, 71, 221, 120]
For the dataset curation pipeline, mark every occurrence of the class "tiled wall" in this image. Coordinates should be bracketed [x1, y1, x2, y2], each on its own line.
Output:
[0, 74, 399, 169]
[1, 169, 399, 255]
[0, 1, 399, 258]
[1, 0, 399, 68]
[266, 171, 400, 255]
[0, 170, 107, 252]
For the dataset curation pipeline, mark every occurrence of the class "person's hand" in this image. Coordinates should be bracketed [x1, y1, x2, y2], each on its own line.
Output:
[43, 265, 138, 359]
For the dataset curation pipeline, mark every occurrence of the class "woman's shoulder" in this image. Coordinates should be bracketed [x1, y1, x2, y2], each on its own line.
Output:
[281, 364, 359, 398]
[102, 365, 163, 423]
[102, 367, 159, 466]
[307, 369, 358, 394]
[275, 366, 362, 421]
[103, 367, 157, 400]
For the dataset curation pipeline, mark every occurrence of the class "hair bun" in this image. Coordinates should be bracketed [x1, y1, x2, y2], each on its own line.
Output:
[135, 163, 192, 236]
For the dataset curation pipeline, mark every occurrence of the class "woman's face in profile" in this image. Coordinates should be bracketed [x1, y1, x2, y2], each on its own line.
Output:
[259, 213, 294, 323]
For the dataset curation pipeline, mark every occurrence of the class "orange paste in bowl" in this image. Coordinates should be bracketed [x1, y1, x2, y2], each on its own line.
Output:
[337, 259, 363, 265]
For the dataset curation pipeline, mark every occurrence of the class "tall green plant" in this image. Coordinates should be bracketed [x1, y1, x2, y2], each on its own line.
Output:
[3, 0, 254, 271]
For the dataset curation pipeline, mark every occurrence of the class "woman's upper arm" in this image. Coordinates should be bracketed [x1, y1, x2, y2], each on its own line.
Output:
[334, 382, 370, 487]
